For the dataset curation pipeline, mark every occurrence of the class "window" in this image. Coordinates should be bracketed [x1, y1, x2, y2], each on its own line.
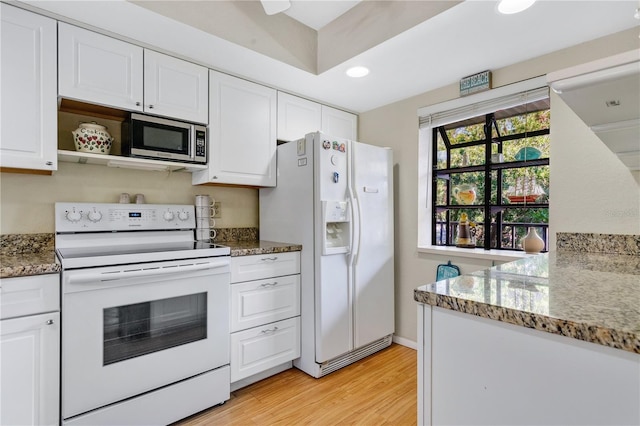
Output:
[417, 77, 550, 253]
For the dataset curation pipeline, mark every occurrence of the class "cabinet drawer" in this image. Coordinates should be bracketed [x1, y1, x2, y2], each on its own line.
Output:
[0, 274, 59, 320]
[230, 274, 300, 332]
[230, 252, 299, 283]
[230, 317, 300, 382]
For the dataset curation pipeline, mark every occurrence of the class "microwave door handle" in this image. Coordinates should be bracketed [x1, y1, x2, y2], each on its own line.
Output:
[190, 124, 196, 161]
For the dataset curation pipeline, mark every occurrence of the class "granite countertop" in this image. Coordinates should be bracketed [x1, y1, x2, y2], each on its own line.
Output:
[0, 230, 301, 277]
[222, 240, 302, 257]
[414, 250, 640, 354]
[1, 234, 60, 279]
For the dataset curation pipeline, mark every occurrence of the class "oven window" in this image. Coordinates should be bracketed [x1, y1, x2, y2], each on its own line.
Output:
[103, 293, 207, 365]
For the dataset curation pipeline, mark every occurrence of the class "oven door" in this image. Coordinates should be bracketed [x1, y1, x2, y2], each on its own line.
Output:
[61, 257, 229, 419]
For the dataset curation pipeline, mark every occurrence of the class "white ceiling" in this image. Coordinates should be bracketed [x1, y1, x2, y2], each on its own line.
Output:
[282, 0, 640, 112]
[283, 0, 361, 30]
[20, 1, 640, 113]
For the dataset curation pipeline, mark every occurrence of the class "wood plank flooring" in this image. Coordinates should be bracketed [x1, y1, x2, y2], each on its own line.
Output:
[176, 343, 417, 426]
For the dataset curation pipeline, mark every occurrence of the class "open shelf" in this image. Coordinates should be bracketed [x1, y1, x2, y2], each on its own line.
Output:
[58, 150, 207, 172]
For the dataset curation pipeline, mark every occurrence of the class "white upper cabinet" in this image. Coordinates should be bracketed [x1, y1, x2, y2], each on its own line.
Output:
[58, 22, 144, 113]
[321, 105, 358, 140]
[143, 50, 208, 124]
[0, 4, 57, 172]
[277, 92, 321, 142]
[193, 71, 276, 187]
[276, 92, 358, 142]
[59, 23, 208, 124]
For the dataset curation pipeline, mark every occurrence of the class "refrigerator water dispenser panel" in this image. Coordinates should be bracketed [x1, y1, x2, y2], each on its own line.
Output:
[322, 200, 350, 255]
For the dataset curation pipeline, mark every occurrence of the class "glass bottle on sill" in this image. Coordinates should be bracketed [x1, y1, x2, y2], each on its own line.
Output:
[456, 213, 476, 248]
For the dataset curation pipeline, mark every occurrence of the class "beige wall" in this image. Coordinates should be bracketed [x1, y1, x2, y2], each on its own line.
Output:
[358, 27, 640, 344]
[0, 163, 258, 234]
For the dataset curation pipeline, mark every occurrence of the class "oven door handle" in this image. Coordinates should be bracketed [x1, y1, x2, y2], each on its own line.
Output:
[68, 260, 229, 284]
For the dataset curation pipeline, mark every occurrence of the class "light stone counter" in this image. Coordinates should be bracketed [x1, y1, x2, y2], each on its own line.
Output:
[415, 249, 640, 354]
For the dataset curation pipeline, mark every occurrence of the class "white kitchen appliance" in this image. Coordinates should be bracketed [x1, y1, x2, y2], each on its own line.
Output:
[55, 202, 230, 425]
[260, 131, 394, 378]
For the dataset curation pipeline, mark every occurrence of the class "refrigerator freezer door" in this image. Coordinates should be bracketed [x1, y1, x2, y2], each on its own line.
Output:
[350, 141, 394, 348]
[314, 133, 352, 362]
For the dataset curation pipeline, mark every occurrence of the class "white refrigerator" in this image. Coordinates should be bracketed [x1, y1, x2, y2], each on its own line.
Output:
[260, 131, 394, 378]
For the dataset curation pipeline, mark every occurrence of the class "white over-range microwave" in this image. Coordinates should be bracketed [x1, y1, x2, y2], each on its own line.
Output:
[122, 113, 207, 164]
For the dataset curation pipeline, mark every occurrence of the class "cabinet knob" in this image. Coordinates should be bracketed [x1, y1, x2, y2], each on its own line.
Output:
[260, 281, 278, 287]
[135, 102, 141, 106]
[45, 161, 53, 166]
[212, 176, 218, 180]
[148, 105, 154, 109]
[46, 319, 55, 325]
[260, 257, 278, 262]
[261, 326, 279, 334]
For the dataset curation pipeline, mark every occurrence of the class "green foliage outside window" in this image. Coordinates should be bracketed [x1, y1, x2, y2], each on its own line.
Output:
[432, 104, 550, 250]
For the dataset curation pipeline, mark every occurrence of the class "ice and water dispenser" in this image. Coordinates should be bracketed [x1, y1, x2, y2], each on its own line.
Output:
[321, 200, 350, 255]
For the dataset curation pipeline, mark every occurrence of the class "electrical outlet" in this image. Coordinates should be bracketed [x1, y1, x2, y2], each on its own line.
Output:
[213, 202, 222, 218]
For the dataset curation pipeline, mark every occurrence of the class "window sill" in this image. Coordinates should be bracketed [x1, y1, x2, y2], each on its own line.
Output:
[417, 245, 536, 262]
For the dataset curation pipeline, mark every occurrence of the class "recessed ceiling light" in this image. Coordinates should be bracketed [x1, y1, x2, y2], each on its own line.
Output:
[497, 0, 536, 15]
[346, 66, 370, 78]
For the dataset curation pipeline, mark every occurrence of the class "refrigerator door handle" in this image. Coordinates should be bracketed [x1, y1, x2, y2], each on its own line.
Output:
[352, 188, 363, 266]
[347, 186, 359, 267]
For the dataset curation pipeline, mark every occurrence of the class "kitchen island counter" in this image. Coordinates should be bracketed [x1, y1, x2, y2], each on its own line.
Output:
[415, 234, 639, 425]
[414, 250, 640, 353]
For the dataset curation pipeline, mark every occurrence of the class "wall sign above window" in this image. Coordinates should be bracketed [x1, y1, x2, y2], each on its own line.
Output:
[460, 71, 492, 96]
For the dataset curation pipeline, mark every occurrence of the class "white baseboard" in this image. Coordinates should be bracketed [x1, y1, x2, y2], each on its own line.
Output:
[392, 335, 417, 350]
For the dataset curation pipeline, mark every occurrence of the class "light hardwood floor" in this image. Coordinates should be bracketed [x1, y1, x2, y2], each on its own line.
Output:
[176, 343, 417, 426]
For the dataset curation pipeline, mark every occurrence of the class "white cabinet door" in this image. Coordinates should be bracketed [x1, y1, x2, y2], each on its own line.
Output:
[0, 4, 57, 172]
[0, 312, 60, 426]
[230, 252, 300, 283]
[321, 105, 358, 140]
[193, 71, 276, 187]
[0, 274, 59, 320]
[230, 274, 300, 332]
[277, 92, 321, 142]
[143, 50, 208, 124]
[58, 22, 144, 112]
[230, 317, 300, 382]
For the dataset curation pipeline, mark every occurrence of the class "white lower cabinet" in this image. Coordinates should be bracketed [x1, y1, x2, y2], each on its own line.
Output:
[230, 274, 300, 332]
[418, 304, 640, 426]
[230, 317, 300, 382]
[0, 274, 60, 426]
[229, 252, 301, 384]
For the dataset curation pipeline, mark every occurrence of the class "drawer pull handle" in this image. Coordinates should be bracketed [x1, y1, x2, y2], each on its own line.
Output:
[46, 319, 55, 325]
[260, 281, 278, 287]
[260, 257, 278, 262]
[261, 326, 279, 334]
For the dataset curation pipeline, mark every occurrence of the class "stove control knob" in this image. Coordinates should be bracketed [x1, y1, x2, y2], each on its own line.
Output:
[65, 210, 82, 222]
[88, 210, 103, 223]
[178, 211, 189, 221]
[163, 211, 175, 221]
